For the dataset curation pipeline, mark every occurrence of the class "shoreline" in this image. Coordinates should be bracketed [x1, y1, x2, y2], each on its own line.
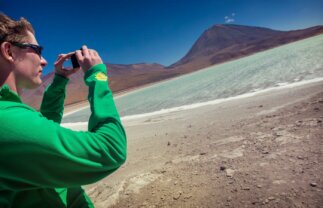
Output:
[62, 77, 323, 123]
[121, 77, 323, 121]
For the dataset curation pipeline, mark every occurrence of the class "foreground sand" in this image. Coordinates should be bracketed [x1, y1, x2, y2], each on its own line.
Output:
[72, 81, 323, 208]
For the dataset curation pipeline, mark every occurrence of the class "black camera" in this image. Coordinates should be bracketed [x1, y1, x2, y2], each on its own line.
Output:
[71, 53, 80, 68]
[70, 48, 83, 68]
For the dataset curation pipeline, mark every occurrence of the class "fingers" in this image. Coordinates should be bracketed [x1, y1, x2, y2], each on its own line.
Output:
[81, 45, 90, 58]
[56, 45, 103, 73]
[75, 45, 103, 72]
[54, 52, 75, 68]
[75, 49, 83, 62]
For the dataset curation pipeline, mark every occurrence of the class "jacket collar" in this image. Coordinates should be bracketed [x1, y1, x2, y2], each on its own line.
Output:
[0, 84, 23, 103]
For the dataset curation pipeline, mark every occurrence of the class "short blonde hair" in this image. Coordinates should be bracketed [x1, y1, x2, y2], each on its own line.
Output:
[0, 13, 35, 44]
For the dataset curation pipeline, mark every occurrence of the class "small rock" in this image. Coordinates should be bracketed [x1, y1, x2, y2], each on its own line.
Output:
[259, 105, 263, 108]
[314, 107, 320, 111]
[226, 169, 235, 177]
[297, 155, 304, 160]
[295, 120, 303, 126]
[166, 160, 174, 165]
[273, 126, 284, 131]
[268, 197, 275, 201]
[242, 187, 250, 190]
[262, 150, 269, 154]
[310, 182, 317, 187]
[167, 141, 171, 146]
[231, 188, 238, 193]
[257, 184, 262, 188]
[173, 192, 182, 200]
[142, 201, 149, 206]
[200, 152, 207, 155]
[184, 195, 192, 199]
[220, 166, 226, 171]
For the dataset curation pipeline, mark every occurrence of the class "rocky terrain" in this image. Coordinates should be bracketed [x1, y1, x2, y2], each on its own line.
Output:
[80, 81, 323, 208]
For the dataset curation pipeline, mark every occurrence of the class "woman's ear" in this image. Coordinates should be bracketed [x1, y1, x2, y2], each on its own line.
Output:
[0, 42, 15, 63]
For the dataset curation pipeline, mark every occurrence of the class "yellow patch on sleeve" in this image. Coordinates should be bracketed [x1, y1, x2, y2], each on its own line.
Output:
[95, 72, 108, 81]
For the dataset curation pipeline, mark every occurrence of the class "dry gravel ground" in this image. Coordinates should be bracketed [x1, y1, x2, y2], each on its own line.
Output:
[83, 81, 323, 208]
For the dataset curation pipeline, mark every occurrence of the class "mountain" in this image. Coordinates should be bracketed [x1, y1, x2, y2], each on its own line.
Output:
[168, 24, 323, 72]
[173, 24, 283, 66]
[21, 24, 323, 109]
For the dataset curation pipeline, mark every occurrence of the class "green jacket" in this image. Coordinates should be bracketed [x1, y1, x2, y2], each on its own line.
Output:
[0, 64, 127, 207]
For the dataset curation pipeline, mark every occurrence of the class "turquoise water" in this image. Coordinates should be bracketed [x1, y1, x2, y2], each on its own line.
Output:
[62, 35, 323, 122]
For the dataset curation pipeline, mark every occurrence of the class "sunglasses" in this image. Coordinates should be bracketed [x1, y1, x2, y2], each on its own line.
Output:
[10, 41, 43, 57]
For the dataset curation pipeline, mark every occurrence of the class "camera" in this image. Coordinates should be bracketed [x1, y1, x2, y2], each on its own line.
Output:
[71, 53, 80, 68]
[70, 48, 83, 68]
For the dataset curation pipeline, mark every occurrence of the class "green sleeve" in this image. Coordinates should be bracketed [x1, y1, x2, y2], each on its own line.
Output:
[0, 64, 127, 190]
[40, 73, 94, 206]
[40, 74, 69, 123]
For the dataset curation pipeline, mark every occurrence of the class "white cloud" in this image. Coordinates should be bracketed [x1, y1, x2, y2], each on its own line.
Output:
[225, 18, 235, 23]
[224, 13, 236, 23]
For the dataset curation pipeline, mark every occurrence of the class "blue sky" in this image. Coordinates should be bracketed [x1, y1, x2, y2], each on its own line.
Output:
[1, 0, 322, 75]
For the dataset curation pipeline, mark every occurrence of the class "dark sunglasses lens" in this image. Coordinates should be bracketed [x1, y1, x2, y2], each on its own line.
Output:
[11, 42, 43, 56]
[31, 45, 42, 56]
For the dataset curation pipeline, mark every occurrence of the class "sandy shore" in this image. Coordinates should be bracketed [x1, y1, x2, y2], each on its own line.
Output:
[72, 81, 323, 208]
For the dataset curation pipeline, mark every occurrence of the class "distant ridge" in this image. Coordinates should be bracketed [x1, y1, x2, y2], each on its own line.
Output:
[22, 24, 323, 109]
[169, 24, 323, 72]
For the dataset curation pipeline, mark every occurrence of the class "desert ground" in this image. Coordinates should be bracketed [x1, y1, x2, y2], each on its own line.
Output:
[66, 81, 323, 208]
